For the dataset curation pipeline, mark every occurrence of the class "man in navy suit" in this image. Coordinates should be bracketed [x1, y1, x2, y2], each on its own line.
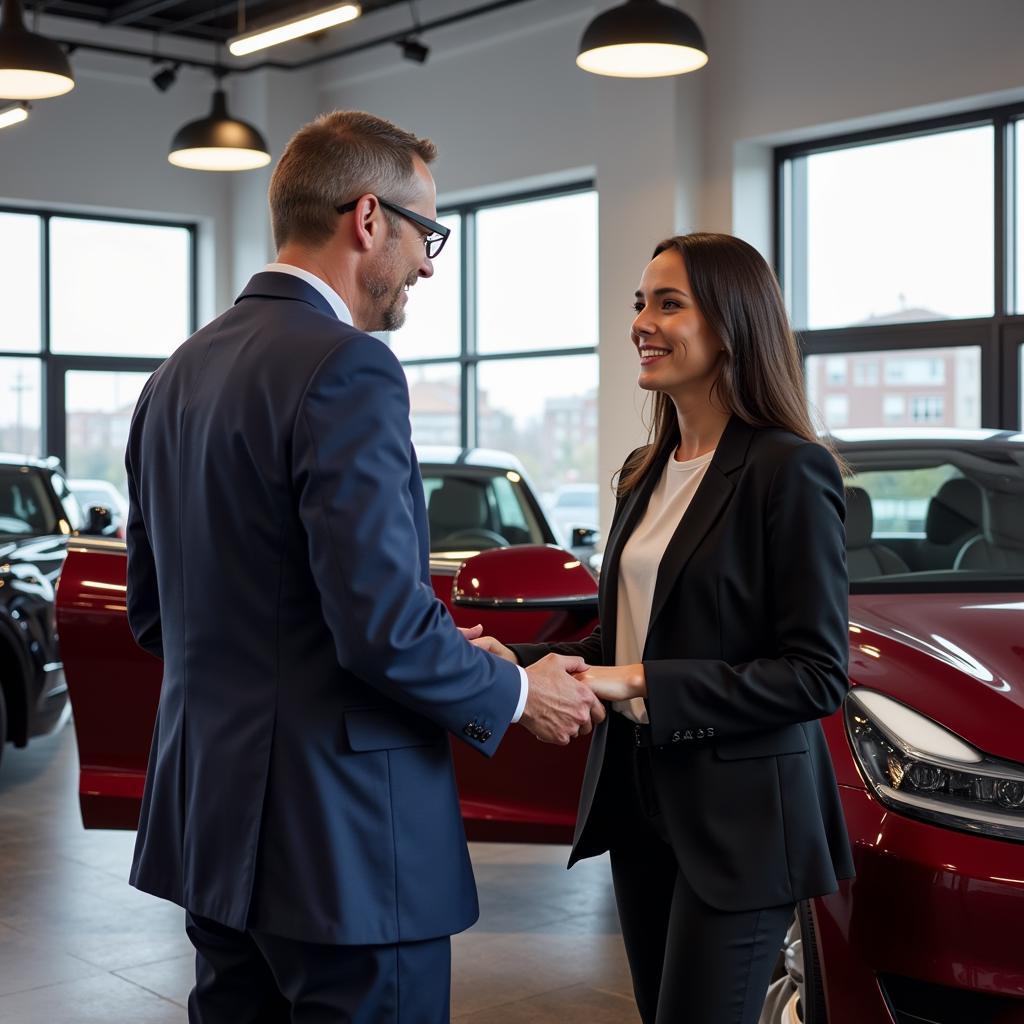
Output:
[124, 110, 603, 1023]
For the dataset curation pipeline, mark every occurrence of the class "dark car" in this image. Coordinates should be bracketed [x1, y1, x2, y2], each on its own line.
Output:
[0, 453, 112, 772]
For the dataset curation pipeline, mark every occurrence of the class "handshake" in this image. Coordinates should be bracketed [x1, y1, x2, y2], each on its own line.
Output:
[459, 626, 644, 746]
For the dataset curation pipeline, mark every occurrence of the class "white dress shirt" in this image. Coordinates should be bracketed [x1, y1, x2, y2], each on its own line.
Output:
[262, 263, 530, 724]
[614, 449, 716, 724]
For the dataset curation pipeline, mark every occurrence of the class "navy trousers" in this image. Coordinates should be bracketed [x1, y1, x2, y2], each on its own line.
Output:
[185, 912, 452, 1024]
[608, 742, 795, 1024]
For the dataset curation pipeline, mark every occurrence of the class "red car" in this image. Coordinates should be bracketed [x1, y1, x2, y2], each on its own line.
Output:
[56, 434, 1024, 1024]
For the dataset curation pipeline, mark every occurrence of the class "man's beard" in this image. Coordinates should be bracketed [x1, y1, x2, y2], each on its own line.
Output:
[360, 233, 409, 332]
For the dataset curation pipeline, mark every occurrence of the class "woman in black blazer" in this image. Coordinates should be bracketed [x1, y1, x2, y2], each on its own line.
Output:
[477, 233, 854, 1024]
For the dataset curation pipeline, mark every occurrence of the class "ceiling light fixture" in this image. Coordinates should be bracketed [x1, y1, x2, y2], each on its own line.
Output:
[576, 0, 708, 79]
[0, 100, 29, 130]
[228, 2, 361, 57]
[168, 75, 270, 172]
[152, 60, 180, 92]
[0, 0, 75, 98]
[399, 37, 428, 63]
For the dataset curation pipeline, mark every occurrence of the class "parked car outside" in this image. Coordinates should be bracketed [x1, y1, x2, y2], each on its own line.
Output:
[544, 482, 601, 561]
[70, 478, 129, 539]
[0, 453, 112, 772]
[56, 431, 1024, 1024]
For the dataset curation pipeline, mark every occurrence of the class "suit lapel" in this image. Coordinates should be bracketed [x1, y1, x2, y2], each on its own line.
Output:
[645, 415, 757, 638]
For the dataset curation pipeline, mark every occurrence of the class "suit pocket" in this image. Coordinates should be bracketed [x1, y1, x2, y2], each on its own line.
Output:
[713, 723, 809, 760]
[344, 708, 446, 752]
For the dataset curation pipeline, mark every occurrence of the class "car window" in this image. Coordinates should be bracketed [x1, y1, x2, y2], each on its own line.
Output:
[0, 468, 58, 536]
[51, 473, 86, 531]
[843, 449, 1024, 589]
[422, 470, 547, 551]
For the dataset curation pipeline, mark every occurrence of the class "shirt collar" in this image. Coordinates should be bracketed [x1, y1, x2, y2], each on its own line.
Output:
[263, 263, 352, 325]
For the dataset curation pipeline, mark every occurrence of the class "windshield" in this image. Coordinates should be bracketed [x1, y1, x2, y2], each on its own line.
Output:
[0, 467, 58, 537]
[843, 444, 1024, 591]
[423, 469, 548, 553]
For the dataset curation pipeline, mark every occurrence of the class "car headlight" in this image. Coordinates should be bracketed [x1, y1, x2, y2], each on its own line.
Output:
[845, 688, 1024, 842]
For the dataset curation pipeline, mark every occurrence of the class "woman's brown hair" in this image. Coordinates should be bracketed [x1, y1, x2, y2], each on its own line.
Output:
[617, 232, 841, 496]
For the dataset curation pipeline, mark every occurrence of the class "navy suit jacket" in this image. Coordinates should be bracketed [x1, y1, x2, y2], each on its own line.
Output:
[125, 272, 521, 945]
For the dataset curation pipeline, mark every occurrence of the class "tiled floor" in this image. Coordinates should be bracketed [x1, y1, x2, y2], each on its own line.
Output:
[0, 722, 640, 1022]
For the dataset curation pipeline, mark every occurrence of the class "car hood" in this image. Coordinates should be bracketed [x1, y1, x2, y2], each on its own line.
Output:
[847, 591, 1024, 763]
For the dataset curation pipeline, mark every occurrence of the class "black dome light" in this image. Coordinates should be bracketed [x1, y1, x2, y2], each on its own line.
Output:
[576, 0, 708, 79]
[168, 88, 270, 172]
[0, 0, 75, 99]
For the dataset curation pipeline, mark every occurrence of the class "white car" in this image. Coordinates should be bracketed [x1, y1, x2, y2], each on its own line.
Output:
[70, 478, 129, 534]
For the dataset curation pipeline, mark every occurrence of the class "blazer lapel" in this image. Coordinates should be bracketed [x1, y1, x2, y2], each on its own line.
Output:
[646, 415, 757, 637]
[597, 445, 671, 663]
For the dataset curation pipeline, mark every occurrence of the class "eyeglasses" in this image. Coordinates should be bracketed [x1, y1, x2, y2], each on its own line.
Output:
[336, 196, 450, 259]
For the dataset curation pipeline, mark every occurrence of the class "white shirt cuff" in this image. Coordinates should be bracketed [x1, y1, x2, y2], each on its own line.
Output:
[511, 666, 529, 723]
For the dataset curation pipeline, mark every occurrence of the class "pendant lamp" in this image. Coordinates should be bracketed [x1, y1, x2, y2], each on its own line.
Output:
[0, 0, 75, 99]
[168, 85, 270, 172]
[577, 0, 708, 79]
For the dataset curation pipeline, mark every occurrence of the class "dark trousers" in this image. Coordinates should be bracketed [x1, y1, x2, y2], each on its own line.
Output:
[185, 912, 452, 1024]
[608, 738, 795, 1024]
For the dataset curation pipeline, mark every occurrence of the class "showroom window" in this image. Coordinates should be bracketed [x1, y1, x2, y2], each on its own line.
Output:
[777, 105, 1024, 430]
[0, 207, 195, 494]
[392, 185, 598, 501]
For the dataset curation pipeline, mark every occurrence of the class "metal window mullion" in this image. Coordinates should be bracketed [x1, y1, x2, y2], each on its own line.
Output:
[995, 114, 1009, 319]
[462, 208, 476, 449]
[40, 214, 54, 458]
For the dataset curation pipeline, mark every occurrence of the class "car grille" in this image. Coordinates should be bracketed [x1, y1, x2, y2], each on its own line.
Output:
[880, 974, 1024, 1024]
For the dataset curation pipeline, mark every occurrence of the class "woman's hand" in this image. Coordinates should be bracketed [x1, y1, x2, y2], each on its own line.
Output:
[575, 664, 646, 703]
[471, 635, 519, 664]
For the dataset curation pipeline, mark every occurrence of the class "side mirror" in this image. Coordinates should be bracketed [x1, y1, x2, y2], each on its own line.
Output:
[571, 526, 599, 549]
[84, 505, 115, 537]
[452, 544, 598, 610]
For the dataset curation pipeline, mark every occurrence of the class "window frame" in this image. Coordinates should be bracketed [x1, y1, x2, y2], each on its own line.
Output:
[398, 181, 597, 449]
[0, 204, 198, 465]
[774, 102, 1024, 430]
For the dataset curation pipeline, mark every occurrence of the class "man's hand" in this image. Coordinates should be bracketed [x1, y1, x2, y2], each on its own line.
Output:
[521, 654, 605, 745]
[471, 635, 518, 663]
[457, 624, 484, 642]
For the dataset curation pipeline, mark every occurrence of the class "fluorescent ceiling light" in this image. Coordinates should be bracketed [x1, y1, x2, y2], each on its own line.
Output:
[0, 100, 28, 130]
[228, 3, 361, 57]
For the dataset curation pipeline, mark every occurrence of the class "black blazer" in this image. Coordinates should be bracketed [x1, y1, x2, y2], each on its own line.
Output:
[512, 415, 854, 912]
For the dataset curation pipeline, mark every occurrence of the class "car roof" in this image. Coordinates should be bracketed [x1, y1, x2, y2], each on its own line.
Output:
[831, 428, 1023, 449]
[416, 446, 528, 473]
[0, 452, 61, 471]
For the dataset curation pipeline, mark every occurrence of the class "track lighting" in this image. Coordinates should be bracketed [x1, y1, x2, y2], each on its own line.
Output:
[399, 36, 429, 63]
[228, 2, 361, 57]
[168, 80, 270, 172]
[577, 0, 708, 79]
[152, 61, 180, 92]
[0, 0, 75, 99]
[0, 100, 29, 130]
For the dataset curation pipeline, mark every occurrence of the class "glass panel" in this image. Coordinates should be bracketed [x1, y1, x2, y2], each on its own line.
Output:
[0, 358, 42, 456]
[65, 370, 151, 499]
[476, 192, 598, 354]
[797, 126, 993, 329]
[806, 346, 981, 431]
[50, 218, 191, 357]
[388, 215, 461, 361]
[1018, 122, 1024, 313]
[405, 363, 461, 448]
[476, 353, 598, 509]
[0, 212, 42, 352]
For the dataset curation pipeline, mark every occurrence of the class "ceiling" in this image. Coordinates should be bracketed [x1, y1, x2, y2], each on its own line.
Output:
[34, 0, 417, 44]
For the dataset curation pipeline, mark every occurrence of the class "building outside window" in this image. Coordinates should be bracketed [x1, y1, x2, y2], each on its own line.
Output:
[392, 187, 598, 502]
[778, 107, 1024, 431]
[0, 208, 195, 496]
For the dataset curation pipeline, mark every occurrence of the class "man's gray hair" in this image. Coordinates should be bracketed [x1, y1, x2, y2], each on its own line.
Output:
[269, 110, 437, 251]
